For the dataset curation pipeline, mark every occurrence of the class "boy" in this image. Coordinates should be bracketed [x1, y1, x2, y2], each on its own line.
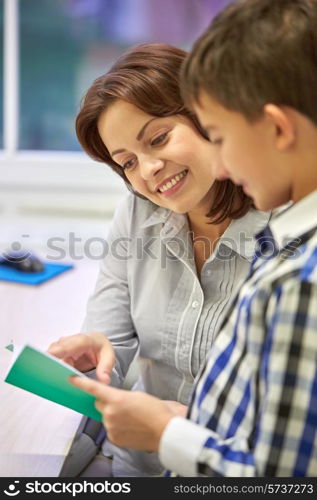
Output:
[71, 0, 317, 476]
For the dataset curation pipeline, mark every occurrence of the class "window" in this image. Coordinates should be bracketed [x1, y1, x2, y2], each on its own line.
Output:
[1, 0, 232, 191]
[18, 0, 231, 152]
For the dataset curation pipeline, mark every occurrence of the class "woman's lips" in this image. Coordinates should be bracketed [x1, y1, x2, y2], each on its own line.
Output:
[158, 170, 189, 197]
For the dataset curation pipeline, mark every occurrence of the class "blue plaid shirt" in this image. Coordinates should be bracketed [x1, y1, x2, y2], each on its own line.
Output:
[160, 190, 317, 477]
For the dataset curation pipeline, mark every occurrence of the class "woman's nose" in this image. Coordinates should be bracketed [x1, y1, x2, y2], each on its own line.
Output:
[139, 156, 164, 180]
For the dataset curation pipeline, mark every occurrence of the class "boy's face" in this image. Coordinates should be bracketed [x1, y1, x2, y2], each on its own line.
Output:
[193, 92, 292, 211]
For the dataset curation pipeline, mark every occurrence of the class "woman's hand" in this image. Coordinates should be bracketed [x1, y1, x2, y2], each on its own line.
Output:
[47, 332, 115, 384]
[69, 376, 176, 452]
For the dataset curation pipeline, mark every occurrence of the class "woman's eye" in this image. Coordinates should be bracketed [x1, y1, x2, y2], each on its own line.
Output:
[122, 158, 136, 170]
[150, 132, 168, 146]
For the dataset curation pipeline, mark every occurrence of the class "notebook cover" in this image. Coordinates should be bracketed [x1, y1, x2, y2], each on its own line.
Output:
[4, 344, 102, 421]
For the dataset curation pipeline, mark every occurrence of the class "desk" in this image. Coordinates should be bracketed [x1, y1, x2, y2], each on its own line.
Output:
[0, 259, 100, 477]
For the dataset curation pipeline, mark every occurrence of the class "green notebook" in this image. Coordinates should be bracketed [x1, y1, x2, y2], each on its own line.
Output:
[4, 344, 102, 422]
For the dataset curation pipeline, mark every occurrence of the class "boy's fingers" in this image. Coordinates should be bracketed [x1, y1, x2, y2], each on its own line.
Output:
[69, 375, 118, 402]
[95, 400, 105, 413]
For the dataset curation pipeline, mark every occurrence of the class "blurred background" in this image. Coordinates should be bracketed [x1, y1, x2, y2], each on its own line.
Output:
[0, 0, 232, 261]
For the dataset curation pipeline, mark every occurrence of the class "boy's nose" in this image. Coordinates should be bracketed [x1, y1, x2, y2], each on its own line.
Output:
[211, 156, 230, 181]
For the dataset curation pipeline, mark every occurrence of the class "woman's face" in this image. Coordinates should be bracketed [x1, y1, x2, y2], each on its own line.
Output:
[98, 100, 216, 214]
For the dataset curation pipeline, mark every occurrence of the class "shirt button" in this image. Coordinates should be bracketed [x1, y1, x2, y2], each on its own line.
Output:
[192, 300, 199, 309]
[206, 269, 211, 276]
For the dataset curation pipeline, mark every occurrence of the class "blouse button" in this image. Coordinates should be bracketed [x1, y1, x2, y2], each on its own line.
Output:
[192, 300, 199, 309]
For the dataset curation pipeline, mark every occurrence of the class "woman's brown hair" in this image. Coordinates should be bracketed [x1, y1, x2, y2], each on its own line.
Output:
[76, 43, 252, 224]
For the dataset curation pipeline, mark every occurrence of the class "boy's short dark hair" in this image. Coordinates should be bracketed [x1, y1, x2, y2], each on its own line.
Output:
[182, 0, 317, 124]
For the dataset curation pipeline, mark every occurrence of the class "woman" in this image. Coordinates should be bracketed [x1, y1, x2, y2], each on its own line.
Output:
[48, 43, 270, 477]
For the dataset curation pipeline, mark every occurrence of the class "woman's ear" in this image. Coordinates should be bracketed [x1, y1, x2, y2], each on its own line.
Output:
[263, 104, 296, 151]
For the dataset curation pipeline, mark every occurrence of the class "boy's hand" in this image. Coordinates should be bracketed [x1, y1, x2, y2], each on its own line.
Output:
[47, 332, 115, 384]
[69, 376, 175, 452]
[164, 400, 188, 417]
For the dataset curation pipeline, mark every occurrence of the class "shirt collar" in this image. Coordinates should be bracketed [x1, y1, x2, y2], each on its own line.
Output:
[215, 208, 272, 262]
[141, 205, 188, 237]
[141, 204, 271, 261]
[140, 205, 172, 229]
[269, 190, 317, 249]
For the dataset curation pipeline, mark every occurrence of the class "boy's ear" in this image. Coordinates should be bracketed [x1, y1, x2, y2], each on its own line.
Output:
[263, 104, 296, 151]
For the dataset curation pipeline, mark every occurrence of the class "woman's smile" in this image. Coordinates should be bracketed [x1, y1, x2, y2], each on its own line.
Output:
[156, 169, 189, 197]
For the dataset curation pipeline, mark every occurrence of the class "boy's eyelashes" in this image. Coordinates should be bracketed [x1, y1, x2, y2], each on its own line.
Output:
[198, 123, 222, 144]
[201, 127, 223, 145]
[209, 137, 223, 145]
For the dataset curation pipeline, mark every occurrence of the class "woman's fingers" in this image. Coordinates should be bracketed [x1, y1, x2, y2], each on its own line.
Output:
[96, 340, 116, 383]
[47, 334, 90, 359]
[47, 332, 114, 376]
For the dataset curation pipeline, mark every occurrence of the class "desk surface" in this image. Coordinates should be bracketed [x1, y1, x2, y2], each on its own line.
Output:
[0, 259, 100, 477]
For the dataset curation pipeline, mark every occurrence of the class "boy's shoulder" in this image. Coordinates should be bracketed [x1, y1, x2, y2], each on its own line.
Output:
[263, 192, 317, 285]
[252, 225, 317, 298]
